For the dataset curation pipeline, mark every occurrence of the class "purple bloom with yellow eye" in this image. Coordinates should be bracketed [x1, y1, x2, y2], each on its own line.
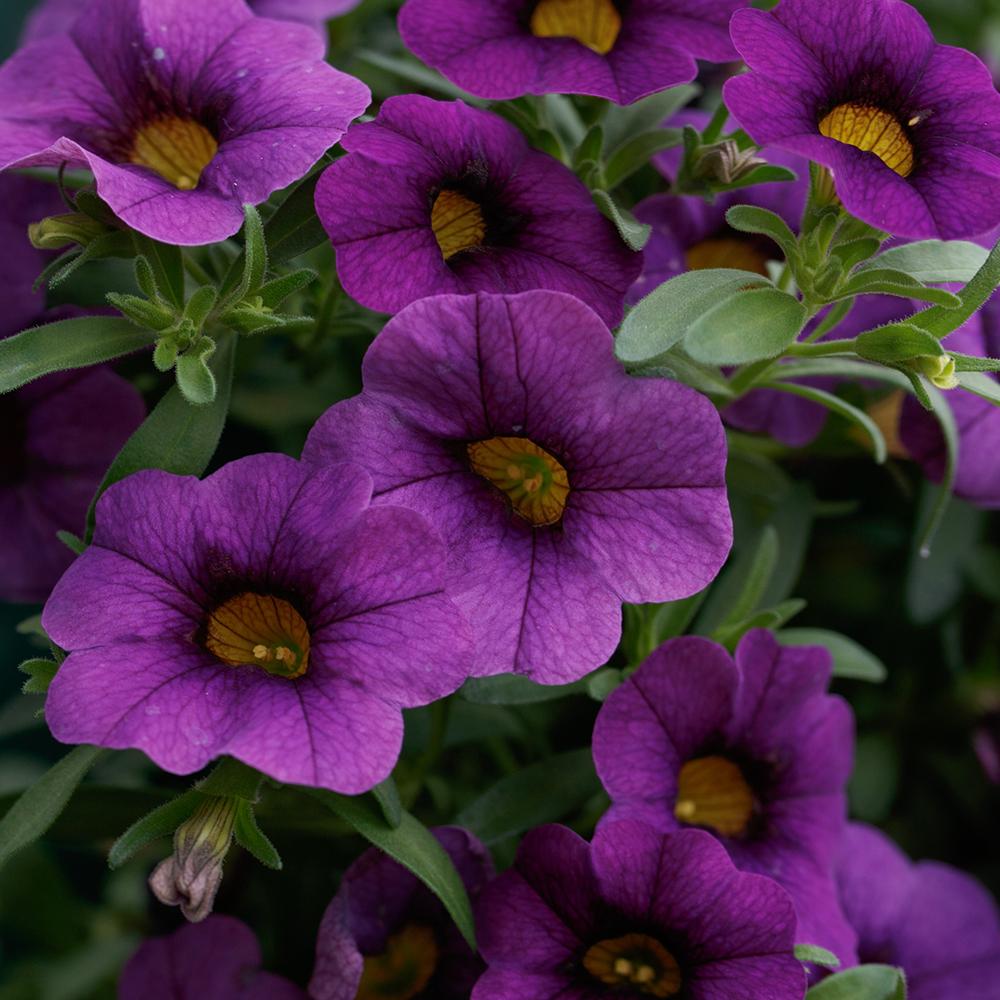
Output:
[723, 0, 1000, 240]
[41, 454, 472, 793]
[314, 95, 641, 327]
[304, 290, 731, 683]
[900, 302, 1000, 507]
[22, 0, 363, 41]
[119, 914, 304, 1000]
[310, 827, 492, 1000]
[398, 0, 748, 105]
[0, 0, 370, 246]
[837, 823, 1000, 999]
[473, 821, 806, 1000]
[592, 630, 857, 964]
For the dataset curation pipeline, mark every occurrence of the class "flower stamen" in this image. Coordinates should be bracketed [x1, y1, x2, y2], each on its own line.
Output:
[206, 593, 310, 679]
[584, 933, 682, 997]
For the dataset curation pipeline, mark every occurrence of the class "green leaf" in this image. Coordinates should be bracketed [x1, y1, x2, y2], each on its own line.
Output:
[183, 285, 219, 327]
[257, 269, 317, 309]
[601, 84, 699, 154]
[85, 333, 236, 539]
[795, 944, 841, 969]
[233, 800, 282, 870]
[778, 628, 887, 682]
[616, 269, 770, 366]
[107, 789, 202, 869]
[713, 599, 807, 650]
[262, 172, 330, 266]
[371, 776, 403, 829]
[132, 234, 185, 310]
[460, 674, 586, 705]
[684, 287, 806, 365]
[574, 124, 604, 170]
[0, 317, 155, 393]
[603, 128, 682, 189]
[773, 357, 914, 391]
[357, 48, 478, 102]
[175, 342, 218, 406]
[713, 164, 798, 193]
[236, 204, 268, 301]
[18, 658, 59, 695]
[830, 236, 883, 271]
[806, 965, 906, 1000]
[855, 323, 944, 363]
[715, 525, 779, 634]
[592, 190, 651, 251]
[630, 350, 734, 399]
[861, 240, 989, 284]
[56, 530, 86, 555]
[0, 745, 105, 873]
[911, 237, 1000, 339]
[913, 383, 960, 558]
[764, 381, 887, 463]
[455, 748, 599, 845]
[309, 789, 477, 949]
[586, 668, 624, 701]
[106, 292, 176, 331]
[835, 268, 961, 307]
[956, 371, 1000, 405]
[725, 205, 798, 262]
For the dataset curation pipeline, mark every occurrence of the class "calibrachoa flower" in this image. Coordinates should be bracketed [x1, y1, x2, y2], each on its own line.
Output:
[723, 0, 1000, 240]
[837, 823, 1000, 999]
[304, 291, 731, 683]
[398, 0, 748, 105]
[310, 827, 492, 1000]
[901, 301, 1000, 506]
[119, 914, 304, 999]
[313, 95, 641, 326]
[42, 454, 473, 793]
[0, 0, 370, 245]
[473, 821, 806, 999]
[592, 630, 857, 962]
[22, 0, 363, 40]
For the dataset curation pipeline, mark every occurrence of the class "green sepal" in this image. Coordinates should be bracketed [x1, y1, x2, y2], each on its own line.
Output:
[236, 204, 268, 302]
[134, 255, 160, 300]
[37, 231, 135, 290]
[233, 800, 282, 870]
[107, 789, 203, 869]
[131, 233, 185, 309]
[195, 756, 263, 802]
[855, 323, 944, 363]
[17, 658, 59, 695]
[950, 353, 1000, 373]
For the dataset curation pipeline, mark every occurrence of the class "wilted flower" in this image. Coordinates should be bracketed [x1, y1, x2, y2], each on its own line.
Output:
[305, 291, 731, 683]
[42, 455, 472, 792]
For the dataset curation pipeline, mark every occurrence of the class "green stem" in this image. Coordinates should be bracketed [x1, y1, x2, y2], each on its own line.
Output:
[181, 253, 214, 288]
[786, 337, 858, 358]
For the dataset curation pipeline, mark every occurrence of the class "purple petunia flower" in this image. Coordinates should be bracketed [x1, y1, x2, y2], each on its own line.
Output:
[473, 821, 806, 1000]
[723, 0, 1000, 240]
[0, 0, 370, 245]
[22, 0, 362, 41]
[900, 300, 1000, 507]
[592, 630, 857, 963]
[304, 290, 731, 683]
[41, 454, 473, 793]
[398, 0, 748, 105]
[310, 826, 493, 1000]
[0, 174, 146, 605]
[837, 823, 1000, 999]
[314, 95, 641, 327]
[119, 914, 304, 999]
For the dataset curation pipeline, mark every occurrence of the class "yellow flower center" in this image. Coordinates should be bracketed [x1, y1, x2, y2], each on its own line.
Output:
[130, 116, 218, 190]
[357, 924, 439, 1000]
[205, 593, 310, 679]
[674, 755, 755, 838]
[467, 436, 570, 526]
[583, 933, 682, 997]
[818, 103, 914, 177]
[685, 236, 773, 276]
[431, 189, 486, 261]
[530, 0, 622, 54]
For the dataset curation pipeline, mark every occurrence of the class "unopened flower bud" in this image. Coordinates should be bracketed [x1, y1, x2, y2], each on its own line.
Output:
[692, 140, 767, 186]
[913, 354, 958, 389]
[28, 212, 107, 250]
[149, 796, 237, 923]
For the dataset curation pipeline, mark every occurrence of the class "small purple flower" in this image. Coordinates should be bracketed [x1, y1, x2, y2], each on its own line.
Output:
[473, 821, 806, 1000]
[42, 454, 472, 793]
[314, 95, 640, 327]
[723, 0, 1000, 240]
[119, 914, 304, 999]
[592, 630, 857, 963]
[398, 0, 747, 105]
[304, 290, 731, 683]
[310, 827, 493, 1000]
[900, 301, 1000, 507]
[0, 0, 370, 245]
[23, 0, 362, 41]
[837, 823, 1000, 999]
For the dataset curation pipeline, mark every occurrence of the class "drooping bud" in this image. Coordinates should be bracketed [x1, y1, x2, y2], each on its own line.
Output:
[912, 354, 958, 389]
[691, 140, 768, 186]
[149, 795, 237, 922]
[28, 212, 107, 250]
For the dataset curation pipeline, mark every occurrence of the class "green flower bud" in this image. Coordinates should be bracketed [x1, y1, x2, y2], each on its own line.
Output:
[28, 212, 107, 250]
[913, 354, 958, 390]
